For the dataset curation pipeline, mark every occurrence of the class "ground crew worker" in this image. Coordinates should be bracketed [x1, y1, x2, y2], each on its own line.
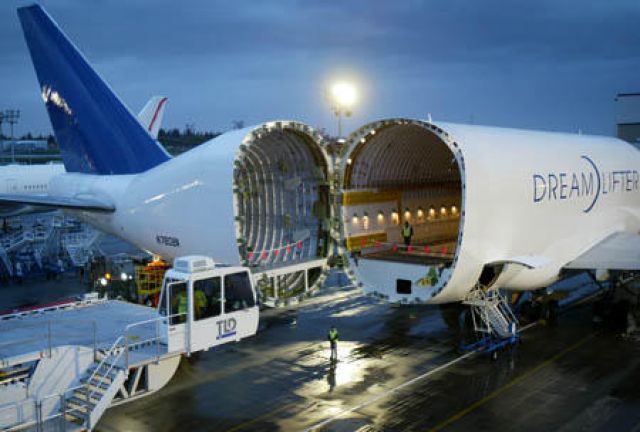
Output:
[328, 325, 339, 361]
[402, 221, 414, 247]
[176, 290, 188, 323]
[194, 289, 208, 319]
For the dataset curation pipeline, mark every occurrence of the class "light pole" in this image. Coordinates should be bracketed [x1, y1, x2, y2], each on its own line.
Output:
[4, 110, 20, 163]
[327, 82, 357, 139]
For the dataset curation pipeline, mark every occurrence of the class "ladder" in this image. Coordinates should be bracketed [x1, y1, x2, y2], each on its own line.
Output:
[463, 286, 518, 339]
[63, 337, 127, 430]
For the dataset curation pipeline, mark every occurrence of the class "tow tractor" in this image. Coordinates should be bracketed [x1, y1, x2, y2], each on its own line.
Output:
[0, 255, 259, 431]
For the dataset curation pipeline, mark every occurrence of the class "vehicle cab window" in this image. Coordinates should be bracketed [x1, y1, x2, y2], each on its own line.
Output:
[159, 278, 188, 324]
[224, 271, 255, 312]
[194, 276, 221, 320]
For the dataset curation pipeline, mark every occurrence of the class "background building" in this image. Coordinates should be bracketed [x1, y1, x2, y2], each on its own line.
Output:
[0, 139, 48, 152]
[616, 93, 640, 148]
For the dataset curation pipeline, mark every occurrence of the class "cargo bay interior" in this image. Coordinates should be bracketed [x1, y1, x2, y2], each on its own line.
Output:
[342, 121, 463, 266]
[233, 124, 330, 294]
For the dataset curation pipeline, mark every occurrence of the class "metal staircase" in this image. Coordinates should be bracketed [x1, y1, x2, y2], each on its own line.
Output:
[64, 337, 127, 430]
[463, 286, 518, 339]
[63, 227, 101, 267]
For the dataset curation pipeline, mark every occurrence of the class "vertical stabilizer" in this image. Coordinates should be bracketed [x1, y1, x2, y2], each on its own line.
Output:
[18, 5, 170, 174]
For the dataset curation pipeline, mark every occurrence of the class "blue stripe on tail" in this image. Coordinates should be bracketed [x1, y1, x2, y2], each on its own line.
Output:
[18, 5, 170, 174]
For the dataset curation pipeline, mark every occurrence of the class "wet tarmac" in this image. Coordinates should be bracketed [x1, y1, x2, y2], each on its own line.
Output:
[1, 269, 638, 431]
[86, 277, 639, 432]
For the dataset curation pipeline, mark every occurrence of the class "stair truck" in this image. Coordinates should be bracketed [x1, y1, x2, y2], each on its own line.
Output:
[0, 255, 258, 431]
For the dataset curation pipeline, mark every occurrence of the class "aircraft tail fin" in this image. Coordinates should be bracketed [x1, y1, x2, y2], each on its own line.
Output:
[18, 5, 170, 175]
[137, 96, 168, 139]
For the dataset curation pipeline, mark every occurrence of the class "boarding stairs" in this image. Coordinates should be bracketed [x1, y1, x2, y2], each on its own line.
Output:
[63, 337, 127, 430]
[463, 286, 518, 339]
[63, 227, 101, 267]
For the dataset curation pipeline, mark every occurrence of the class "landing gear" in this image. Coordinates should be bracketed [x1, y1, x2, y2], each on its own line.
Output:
[591, 271, 640, 334]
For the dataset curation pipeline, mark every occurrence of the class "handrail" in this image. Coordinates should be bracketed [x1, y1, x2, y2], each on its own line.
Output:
[124, 312, 186, 368]
[86, 336, 126, 403]
[1, 309, 189, 430]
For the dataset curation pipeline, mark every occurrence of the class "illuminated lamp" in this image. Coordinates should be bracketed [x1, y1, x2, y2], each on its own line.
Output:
[391, 210, 399, 224]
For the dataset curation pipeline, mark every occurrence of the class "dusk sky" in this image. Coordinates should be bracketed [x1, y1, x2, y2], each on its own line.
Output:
[1, 0, 639, 138]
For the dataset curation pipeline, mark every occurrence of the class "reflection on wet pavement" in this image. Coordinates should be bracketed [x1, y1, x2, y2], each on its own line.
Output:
[93, 275, 640, 432]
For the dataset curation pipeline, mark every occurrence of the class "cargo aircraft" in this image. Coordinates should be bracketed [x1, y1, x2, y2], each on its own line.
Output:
[4, 4, 639, 308]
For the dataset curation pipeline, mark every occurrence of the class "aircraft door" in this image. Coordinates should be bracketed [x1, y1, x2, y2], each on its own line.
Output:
[159, 279, 189, 353]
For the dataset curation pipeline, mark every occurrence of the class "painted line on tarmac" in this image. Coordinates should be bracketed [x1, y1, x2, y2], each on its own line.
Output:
[428, 332, 595, 431]
[303, 321, 544, 431]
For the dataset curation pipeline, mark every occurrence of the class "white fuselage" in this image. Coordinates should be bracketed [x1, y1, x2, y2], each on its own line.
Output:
[1, 163, 63, 195]
[47, 120, 640, 304]
[440, 122, 640, 302]
[0, 163, 65, 216]
[50, 128, 247, 263]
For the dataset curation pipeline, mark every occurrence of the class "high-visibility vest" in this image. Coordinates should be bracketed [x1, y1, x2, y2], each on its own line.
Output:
[403, 225, 412, 237]
[328, 328, 338, 342]
[177, 293, 188, 315]
[194, 290, 207, 309]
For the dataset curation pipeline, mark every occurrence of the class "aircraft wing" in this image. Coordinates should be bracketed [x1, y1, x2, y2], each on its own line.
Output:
[0, 194, 115, 213]
[564, 232, 640, 271]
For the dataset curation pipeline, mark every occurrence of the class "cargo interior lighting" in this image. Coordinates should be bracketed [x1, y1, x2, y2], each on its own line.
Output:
[352, 213, 359, 225]
[440, 206, 447, 216]
[377, 210, 384, 223]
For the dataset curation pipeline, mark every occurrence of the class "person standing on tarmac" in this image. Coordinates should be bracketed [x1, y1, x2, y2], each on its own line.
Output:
[402, 221, 414, 247]
[328, 325, 339, 361]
